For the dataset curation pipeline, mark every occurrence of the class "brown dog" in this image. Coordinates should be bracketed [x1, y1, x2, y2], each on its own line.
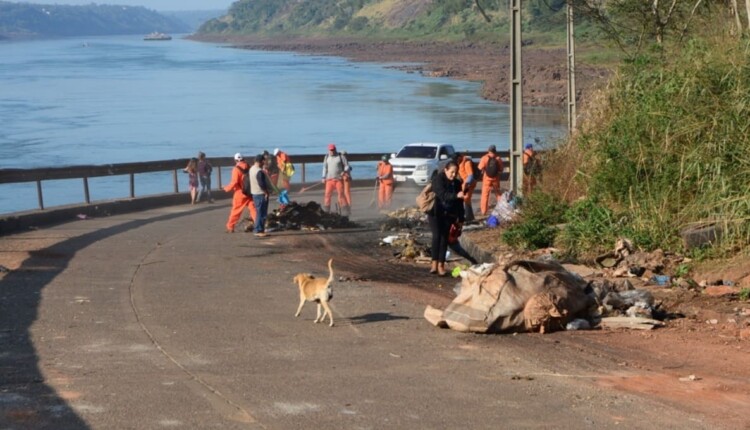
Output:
[293, 258, 335, 327]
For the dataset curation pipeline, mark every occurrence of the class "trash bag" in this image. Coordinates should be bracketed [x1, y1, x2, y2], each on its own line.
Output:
[278, 189, 290, 205]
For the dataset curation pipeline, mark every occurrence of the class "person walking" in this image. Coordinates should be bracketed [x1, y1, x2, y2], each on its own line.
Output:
[183, 157, 199, 205]
[456, 151, 477, 222]
[196, 151, 214, 203]
[477, 144, 504, 215]
[523, 142, 540, 195]
[376, 155, 394, 210]
[274, 148, 293, 191]
[321, 143, 351, 216]
[249, 154, 272, 237]
[428, 160, 465, 276]
[341, 151, 353, 209]
[223, 153, 257, 233]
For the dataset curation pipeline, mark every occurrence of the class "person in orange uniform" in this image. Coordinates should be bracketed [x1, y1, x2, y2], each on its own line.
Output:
[522, 142, 538, 195]
[274, 148, 293, 190]
[223, 153, 257, 233]
[456, 151, 477, 222]
[376, 155, 394, 210]
[477, 144, 503, 215]
[341, 151, 353, 209]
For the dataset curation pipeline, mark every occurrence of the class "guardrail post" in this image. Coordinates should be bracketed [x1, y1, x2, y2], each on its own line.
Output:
[36, 180, 44, 210]
[217, 167, 222, 189]
[83, 177, 90, 204]
[129, 173, 135, 198]
[173, 169, 178, 193]
[301, 163, 306, 183]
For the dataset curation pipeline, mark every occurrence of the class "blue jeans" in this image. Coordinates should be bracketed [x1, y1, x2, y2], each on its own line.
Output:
[198, 175, 211, 201]
[252, 194, 268, 233]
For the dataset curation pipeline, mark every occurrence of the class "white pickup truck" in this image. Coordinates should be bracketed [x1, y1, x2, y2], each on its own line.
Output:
[389, 142, 457, 186]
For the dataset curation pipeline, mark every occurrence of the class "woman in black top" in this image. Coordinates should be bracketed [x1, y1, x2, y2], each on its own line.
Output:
[428, 160, 465, 276]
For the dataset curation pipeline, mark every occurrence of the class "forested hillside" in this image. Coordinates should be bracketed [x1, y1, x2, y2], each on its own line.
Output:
[198, 0, 571, 41]
[0, 1, 190, 39]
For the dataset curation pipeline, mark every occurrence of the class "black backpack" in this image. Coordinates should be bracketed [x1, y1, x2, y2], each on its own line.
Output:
[236, 166, 252, 197]
[471, 159, 483, 182]
[524, 153, 541, 175]
[485, 156, 500, 178]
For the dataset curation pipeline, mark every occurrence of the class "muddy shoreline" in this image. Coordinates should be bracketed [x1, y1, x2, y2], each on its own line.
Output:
[188, 34, 607, 107]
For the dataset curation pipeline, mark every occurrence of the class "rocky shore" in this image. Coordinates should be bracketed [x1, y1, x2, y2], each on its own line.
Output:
[188, 35, 608, 107]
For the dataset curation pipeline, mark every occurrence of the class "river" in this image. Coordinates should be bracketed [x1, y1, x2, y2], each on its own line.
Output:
[0, 34, 564, 213]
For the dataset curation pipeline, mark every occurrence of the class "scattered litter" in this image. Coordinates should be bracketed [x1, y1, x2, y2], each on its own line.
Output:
[389, 353, 402, 358]
[381, 235, 399, 245]
[599, 316, 664, 330]
[565, 319, 591, 331]
[650, 275, 671, 286]
[678, 374, 701, 382]
[76, 214, 88, 220]
[511, 375, 535, 381]
[0, 265, 10, 273]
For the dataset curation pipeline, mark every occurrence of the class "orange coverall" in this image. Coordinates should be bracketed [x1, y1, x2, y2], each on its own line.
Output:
[477, 152, 503, 215]
[522, 148, 537, 195]
[376, 161, 394, 209]
[457, 155, 477, 220]
[342, 170, 352, 207]
[223, 160, 257, 232]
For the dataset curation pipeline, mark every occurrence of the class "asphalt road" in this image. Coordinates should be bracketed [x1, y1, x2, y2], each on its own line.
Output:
[0, 187, 720, 429]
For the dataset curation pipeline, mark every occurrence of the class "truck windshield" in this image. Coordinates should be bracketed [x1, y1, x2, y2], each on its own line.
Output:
[396, 146, 437, 159]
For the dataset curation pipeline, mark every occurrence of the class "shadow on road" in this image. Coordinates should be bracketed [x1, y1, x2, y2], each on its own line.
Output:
[348, 312, 410, 325]
[0, 206, 219, 429]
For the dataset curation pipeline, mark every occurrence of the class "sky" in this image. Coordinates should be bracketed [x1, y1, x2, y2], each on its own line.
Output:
[11, 1, 235, 11]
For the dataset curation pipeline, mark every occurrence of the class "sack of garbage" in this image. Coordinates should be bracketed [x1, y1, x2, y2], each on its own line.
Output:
[425, 260, 594, 334]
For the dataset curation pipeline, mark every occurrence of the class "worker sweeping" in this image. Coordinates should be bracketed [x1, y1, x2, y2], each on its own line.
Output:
[274, 148, 294, 191]
[321, 143, 351, 216]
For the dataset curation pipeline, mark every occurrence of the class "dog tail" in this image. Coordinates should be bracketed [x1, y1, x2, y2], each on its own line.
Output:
[326, 258, 334, 286]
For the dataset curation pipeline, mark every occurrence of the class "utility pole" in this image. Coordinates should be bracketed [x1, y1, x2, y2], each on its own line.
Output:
[566, 0, 577, 132]
[509, 0, 524, 195]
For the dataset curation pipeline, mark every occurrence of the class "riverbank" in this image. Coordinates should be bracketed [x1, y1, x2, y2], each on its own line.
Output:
[188, 34, 608, 107]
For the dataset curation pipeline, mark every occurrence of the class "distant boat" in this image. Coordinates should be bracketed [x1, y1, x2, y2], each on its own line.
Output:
[144, 32, 172, 41]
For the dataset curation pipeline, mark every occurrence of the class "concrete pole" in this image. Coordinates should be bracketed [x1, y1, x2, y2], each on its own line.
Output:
[567, 0, 577, 133]
[509, 0, 524, 195]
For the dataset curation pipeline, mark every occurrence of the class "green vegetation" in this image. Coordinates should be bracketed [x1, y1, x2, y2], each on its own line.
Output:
[740, 288, 750, 301]
[198, 0, 575, 42]
[0, 1, 189, 38]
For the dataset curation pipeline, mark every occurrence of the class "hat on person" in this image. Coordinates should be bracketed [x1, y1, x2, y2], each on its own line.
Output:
[234, 152, 243, 161]
[525, 143, 533, 150]
[254, 154, 264, 164]
[488, 145, 496, 153]
[273, 148, 280, 156]
[328, 143, 336, 151]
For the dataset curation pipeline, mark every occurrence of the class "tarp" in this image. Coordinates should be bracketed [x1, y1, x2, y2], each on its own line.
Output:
[428, 260, 594, 334]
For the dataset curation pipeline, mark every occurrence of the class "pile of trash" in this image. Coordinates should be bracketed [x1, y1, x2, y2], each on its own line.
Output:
[425, 258, 668, 334]
[425, 260, 595, 334]
[379, 233, 431, 261]
[265, 201, 358, 231]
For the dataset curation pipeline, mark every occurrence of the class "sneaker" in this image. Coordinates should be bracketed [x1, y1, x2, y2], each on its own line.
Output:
[254, 232, 268, 238]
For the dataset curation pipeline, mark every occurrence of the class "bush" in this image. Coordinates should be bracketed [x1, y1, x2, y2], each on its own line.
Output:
[502, 192, 568, 250]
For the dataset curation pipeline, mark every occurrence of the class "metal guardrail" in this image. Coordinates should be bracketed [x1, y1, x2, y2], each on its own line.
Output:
[0, 151, 510, 212]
